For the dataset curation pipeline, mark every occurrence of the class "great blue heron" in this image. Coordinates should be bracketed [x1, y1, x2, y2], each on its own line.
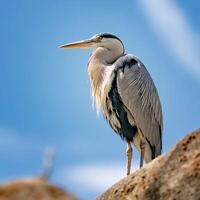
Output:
[60, 33, 163, 175]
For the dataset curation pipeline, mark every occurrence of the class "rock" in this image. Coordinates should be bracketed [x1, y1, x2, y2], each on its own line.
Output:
[0, 147, 78, 200]
[96, 128, 200, 200]
[0, 177, 78, 200]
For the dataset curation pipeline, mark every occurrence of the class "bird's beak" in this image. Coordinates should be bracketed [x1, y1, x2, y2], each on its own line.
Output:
[59, 38, 97, 49]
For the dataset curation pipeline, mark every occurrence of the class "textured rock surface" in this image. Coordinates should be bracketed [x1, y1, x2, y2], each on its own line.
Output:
[97, 128, 200, 200]
[0, 178, 77, 200]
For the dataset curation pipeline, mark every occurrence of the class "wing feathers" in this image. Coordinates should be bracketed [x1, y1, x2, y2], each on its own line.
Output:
[115, 54, 163, 160]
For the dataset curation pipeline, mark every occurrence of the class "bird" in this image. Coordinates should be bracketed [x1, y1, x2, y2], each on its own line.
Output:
[60, 33, 163, 176]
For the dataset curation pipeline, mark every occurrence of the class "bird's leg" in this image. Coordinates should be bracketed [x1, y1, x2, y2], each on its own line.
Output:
[126, 141, 132, 176]
[138, 129, 146, 168]
[139, 139, 146, 168]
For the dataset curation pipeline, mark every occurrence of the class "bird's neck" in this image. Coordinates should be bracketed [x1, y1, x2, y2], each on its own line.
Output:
[88, 46, 123, 111]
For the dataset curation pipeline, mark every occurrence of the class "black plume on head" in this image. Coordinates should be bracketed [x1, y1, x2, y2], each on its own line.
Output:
[98, 33, 121, 41]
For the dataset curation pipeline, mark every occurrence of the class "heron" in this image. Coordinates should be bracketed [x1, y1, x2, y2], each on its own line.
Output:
[60, 33, 163, 175]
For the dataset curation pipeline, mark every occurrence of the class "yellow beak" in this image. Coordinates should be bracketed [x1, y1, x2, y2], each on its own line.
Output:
[59, 38, 96, 49]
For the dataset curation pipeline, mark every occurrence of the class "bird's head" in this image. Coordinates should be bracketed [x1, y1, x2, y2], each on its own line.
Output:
[59, 33, 124, 52]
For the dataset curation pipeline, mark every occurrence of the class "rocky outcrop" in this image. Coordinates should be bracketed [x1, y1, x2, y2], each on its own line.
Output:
[0, 177, 78, 200]
[97, 128, 200, 200]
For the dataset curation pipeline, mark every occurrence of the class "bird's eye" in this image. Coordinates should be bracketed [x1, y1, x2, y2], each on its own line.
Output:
[97, 36, 103, 42]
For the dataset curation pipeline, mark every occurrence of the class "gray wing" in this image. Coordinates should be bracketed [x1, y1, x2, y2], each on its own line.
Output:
[115, 54, 163, 160]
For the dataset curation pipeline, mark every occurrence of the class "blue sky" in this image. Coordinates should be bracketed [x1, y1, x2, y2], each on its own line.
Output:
[0, 0, 200, 199]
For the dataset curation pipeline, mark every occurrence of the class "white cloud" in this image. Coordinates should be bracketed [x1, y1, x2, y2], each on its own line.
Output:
[58, 162, 138, 191]
[0, 128, 23, 150]
[0, 127, 45, 155]
[139, 0, 200, 80]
